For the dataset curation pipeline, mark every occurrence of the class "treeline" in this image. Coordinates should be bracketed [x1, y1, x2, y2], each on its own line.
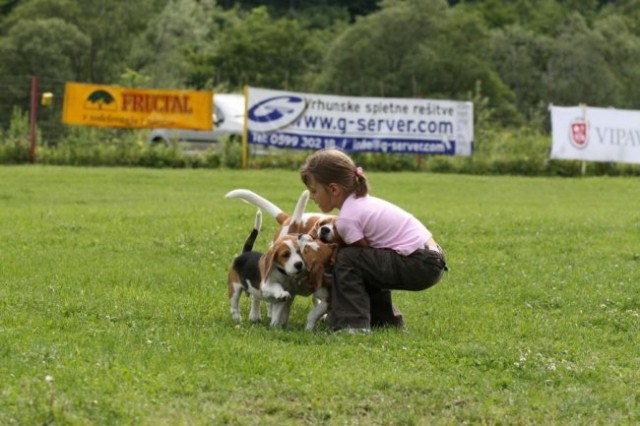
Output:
[2, 0, 640, 131]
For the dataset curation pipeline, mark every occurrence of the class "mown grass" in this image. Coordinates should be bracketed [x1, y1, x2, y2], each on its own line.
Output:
[0, 166, 638, 425]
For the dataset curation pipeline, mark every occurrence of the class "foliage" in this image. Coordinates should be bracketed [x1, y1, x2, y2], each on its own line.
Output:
[126, 0, 219, 89]
[0, 17, 89, 80]
[0, 167, 638, 424]
[202, 6, 324, 91]
[3, 0, 640, 161]
[316, 0, 450, 97]
[35, 127, 222, 169]
[0, 107, 32, 163]
[2, 120, 640, 176]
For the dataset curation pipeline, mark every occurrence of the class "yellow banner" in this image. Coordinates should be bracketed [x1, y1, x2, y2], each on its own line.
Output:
[62, 82, 212, 130]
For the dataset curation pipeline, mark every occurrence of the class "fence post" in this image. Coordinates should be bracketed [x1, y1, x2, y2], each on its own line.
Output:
[29, 75, 38, 163]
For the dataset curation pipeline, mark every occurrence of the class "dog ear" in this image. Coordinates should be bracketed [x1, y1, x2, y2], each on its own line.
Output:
[327, 243, 339, 265]
[310, 265, 324, 290]
[260, 244, 277, 279]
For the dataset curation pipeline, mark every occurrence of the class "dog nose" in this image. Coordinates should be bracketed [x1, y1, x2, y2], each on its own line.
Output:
[294, 261, 303, 271]
[320, 226, 330, 235]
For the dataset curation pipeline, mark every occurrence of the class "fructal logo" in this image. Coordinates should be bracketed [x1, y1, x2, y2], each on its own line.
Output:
[569, 118, 589, 149]
[248, 95, 307, 131]
[85, 90, 117, 111]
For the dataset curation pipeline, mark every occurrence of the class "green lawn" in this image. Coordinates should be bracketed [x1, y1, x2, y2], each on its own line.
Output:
[1, 166, 638, 425]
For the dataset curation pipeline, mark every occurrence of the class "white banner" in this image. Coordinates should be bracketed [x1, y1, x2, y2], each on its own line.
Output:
[246, 87, 473, 156]
[550, 105, 640, 164]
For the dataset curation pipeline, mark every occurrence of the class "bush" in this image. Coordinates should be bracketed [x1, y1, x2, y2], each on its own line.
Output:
[2, 117, 640, 176]
[0, 107, 32, 163]
[35, 127, 223, 169]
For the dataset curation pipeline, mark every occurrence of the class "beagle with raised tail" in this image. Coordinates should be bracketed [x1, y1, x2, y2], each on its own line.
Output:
[227, 209, 263, 323]
[227, 209, 307, 325]
[225, 189, 340, 244]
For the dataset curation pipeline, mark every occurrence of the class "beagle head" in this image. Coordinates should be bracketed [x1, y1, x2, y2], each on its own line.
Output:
[298, 234, 338, 291]
[259, 234, 305, 281]
[309, 216, 342, 246]
[277, 213, 330, 239]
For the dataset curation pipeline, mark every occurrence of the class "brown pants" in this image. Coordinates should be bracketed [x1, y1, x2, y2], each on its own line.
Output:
[330, 246, 446, 330]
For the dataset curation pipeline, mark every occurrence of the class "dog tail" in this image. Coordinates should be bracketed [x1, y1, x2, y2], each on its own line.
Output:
[290, 189, 310, 227]
[225, 189, 289, 225]
[242, 209, 262, 253]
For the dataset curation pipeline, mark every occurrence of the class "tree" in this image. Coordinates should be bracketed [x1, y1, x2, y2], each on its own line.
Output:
[0, 17, 90, 128]
[0, 0, 22, 17]
[1, 0, 82, 31]
[2, 0, 168, 83]
[491, 25, 552, 120]
[315, 0, 450, 97]
[544, 13, 622, 107]
[127, 0, 218, 89]
[203, 7, 323, 91]
[0, 17, 89, 79]
[315, 0, 519, 125]
[592, 13, 640, 109]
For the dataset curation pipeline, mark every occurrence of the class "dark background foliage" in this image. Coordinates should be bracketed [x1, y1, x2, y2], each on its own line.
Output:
[1, 0, 639, 175]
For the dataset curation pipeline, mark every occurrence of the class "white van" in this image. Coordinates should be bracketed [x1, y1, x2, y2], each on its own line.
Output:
[148, 93, 244, 149]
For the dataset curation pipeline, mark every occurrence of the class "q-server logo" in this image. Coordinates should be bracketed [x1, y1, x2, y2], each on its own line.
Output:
[248, 95, 307, 132]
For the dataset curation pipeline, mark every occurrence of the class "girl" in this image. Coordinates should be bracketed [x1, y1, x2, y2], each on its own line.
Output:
[300, 148, 447, 332]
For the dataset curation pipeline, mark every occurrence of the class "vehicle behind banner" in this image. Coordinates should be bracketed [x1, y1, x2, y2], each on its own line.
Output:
[148, 93, 244, 148]
[245, 87, 474, 156]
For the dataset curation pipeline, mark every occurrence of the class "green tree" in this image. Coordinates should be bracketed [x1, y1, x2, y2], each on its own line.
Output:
[202, 7, 323, 91]
[2, 0, 167, 83]
[491, 25, 552, 121]
[316, 0, 450, 97]
[1, 0, 82, 31]
[315, 0, 519, 124]
[457, 0, 599, 29]
[544, 12, 623, 107]
[591, 13, 640, 109]
[0, 17, 90, 129]
[0, 0, 22, 17]
[127, 0, 218, 89]
[0, 17, 89, 79]
[601, 0, 640, 37]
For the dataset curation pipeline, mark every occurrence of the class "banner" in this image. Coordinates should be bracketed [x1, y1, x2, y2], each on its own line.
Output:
[550, 105, 640, 164]
[62, 82, 212, 130]
[246, 87, 473, 155]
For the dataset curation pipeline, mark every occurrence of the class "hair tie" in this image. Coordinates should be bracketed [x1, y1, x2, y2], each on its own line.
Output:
[354, 166, 364, 178]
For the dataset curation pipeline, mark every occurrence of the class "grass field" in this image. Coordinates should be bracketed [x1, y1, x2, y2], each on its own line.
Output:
[1, 166, 638, 425]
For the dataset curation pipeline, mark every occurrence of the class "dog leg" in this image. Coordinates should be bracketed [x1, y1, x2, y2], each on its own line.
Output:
[230, 283, 244, 322]
[269, 298, 294, 327]
[261, 281, 291, 302]
[248, 293, 261, 323]
[305, 287, 330, 330]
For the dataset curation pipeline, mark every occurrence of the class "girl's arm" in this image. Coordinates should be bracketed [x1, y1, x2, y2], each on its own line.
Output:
[348, 238, 369, 248]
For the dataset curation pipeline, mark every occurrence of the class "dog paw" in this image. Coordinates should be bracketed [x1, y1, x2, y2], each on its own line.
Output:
[276, 290, 291, 301]
[262, 288, 290, 302]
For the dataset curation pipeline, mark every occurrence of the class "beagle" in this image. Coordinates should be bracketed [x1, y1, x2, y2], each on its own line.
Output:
[308, 215, 343, 246]
[225, 189, 343, 328]
[227, 209, 264, 323]
[225, 189, 340, 244]
[298, 234, 338, 330]
[227, 210, 307, 325]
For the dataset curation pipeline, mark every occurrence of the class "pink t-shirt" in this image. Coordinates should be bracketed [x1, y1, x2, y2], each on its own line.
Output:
[336, 194, 431, 256]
